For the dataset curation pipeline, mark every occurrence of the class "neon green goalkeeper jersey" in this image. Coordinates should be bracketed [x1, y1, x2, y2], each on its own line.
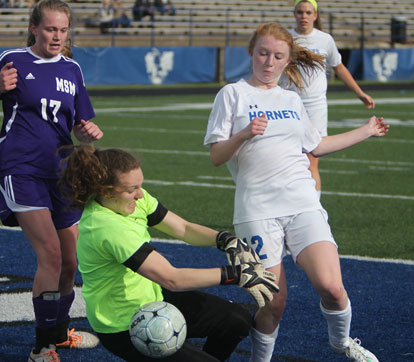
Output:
[77, 188, 163, 333]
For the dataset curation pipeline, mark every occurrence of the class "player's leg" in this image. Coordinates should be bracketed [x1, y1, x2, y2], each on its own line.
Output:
[286, 209, 349, 346]
[291, 211, 378, 361]
[307, 152, 321, 197]
[16, 209, 62, 360]
[55, 225, 78, 346]
[49, 180, 99, 349]
[235, 218, 287, 362]
[249, 263, 286, 362]
[163, 289, 252, 361]
[97, 330, 221, 362]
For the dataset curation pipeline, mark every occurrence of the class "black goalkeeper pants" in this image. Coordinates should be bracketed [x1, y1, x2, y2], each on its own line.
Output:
[97, 289, 252, 362]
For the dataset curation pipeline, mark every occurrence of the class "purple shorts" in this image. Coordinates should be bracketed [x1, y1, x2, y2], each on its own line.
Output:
[0, 174, 81, 230]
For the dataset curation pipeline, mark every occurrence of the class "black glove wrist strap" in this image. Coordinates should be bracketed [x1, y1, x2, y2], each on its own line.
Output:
[216, 230, 232, 251]
[220, 265, 241, 285]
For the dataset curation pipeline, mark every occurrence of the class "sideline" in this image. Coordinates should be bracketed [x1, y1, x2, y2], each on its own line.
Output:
[93, 97, 414, 114]
[1, 227, 412, 265]
[152, 238, 414, 265]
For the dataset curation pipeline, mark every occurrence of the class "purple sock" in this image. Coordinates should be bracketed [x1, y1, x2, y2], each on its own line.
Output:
[57, 290, 75, 324]
[32, 291, 60, 330]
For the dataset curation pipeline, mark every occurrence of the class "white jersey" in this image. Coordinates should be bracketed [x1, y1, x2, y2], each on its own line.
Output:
[286, 28, 342, 105]
[204, 79, 322, 224]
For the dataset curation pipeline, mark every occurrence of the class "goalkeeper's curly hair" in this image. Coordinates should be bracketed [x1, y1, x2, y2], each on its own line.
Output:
[58, 145, 141, 209]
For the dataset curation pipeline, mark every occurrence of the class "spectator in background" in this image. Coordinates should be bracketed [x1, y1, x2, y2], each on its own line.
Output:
[98, 0, 116, 33]
[133, 0, 155, 22]
[113, 0, 131, 28]
[154, 0, 176, 16]
[280, 0, 375, 199]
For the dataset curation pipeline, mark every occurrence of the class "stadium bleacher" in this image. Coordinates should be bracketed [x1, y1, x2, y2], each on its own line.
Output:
[0, 0, 412, 48]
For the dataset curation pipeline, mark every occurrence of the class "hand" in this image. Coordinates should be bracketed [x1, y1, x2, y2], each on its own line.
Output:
[242, 114, 268, 140]
[0, 62, 18, 93]
[216, 231, 261, 266]
[359, 92, 375, 109]
[239, 262, 279, 308]
[367, 116, 389, 137]
[74, 120, 104, 144]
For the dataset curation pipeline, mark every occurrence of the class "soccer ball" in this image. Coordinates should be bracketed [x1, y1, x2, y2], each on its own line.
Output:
[129, 301, 187, 358]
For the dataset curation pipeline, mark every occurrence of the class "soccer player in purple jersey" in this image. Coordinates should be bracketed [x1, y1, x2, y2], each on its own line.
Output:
[0, 1, 103, 361]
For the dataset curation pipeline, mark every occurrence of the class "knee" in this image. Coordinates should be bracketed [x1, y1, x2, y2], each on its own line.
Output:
[258, 290, 287, 325]
[320, 281, 347, 308]
[268, 291, 287, 320]
[38, 246, 62, 275]
[60, 257, 77, 283]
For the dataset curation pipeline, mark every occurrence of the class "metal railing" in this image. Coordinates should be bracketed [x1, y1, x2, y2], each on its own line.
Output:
[0, 6, 412, 49]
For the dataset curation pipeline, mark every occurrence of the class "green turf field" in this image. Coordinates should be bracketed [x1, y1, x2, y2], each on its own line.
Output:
[87, 88, 414, 261]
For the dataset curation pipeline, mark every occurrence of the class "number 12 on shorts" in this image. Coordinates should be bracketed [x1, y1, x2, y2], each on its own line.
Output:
[243, 236, 267, 260]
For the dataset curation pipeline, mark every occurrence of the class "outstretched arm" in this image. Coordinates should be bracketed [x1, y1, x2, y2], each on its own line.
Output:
[333, 63, 375, 109]
[154, 210, 217, 247]
[138, 250, 278, 307]
[138, 250, 222, 291]
[210, 114, 268, 166]
[154, 211, 261, 265]
[311, 116, 389, 157]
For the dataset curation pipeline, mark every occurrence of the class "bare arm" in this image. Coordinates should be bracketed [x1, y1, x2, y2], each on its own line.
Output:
[137, 249, 280, 307]
[73, 119, 104, 144]
[333, 63, 375, 109]
[311, 116, 389, 157]
[154, 210, 218, 247]
[210, 114, 268, 166]
[138, 250, 221, 291]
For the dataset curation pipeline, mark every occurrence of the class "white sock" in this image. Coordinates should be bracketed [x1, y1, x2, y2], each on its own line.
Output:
[320, 299, 352, 353]
[249, 325, 279, 362]
[317, 190, 321, 200]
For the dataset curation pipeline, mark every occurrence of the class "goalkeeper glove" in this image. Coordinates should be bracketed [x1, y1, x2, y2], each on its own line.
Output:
[216, 231, 261, 266]
[220, 262, 279, 308]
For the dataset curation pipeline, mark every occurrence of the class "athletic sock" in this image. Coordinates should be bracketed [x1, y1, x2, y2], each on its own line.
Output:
[33, 291, 60, 330]
[320, 298, 352, 352]
[55, 290, 75, 343]
[249, 325, 279, 362]
[57, 290, 75, 323]
[32, 291, 60, 351]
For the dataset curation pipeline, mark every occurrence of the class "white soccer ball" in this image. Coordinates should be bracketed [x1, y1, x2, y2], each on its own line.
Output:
[129, 301, 187, 358]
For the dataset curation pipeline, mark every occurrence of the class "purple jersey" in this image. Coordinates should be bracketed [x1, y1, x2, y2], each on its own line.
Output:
[0, 47, 95, 178]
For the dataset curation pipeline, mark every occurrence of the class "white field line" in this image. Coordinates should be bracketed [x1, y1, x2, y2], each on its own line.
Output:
[124, 147, 414, 168]
[142, 179, 414, 200]
[152, 238, 414, 265]
[327, 98, 414, 105]
[0, 227, 412, 265]
[94, 97, 414, 114]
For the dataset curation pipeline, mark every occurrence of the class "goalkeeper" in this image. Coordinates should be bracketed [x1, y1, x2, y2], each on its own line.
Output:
[59, 145, 279, 362]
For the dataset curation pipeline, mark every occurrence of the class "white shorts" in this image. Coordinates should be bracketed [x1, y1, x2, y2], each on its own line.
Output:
[234, 209, 336, 269]
[303, 102, 328, 137]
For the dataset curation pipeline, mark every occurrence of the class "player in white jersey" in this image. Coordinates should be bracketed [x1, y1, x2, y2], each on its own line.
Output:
[204, 22, 388, 362]
[281, 0, 375, 198]
[0, 1, 103, 361]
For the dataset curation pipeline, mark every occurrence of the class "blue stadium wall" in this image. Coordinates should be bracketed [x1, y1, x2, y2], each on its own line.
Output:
[1, 46, 413, 85]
